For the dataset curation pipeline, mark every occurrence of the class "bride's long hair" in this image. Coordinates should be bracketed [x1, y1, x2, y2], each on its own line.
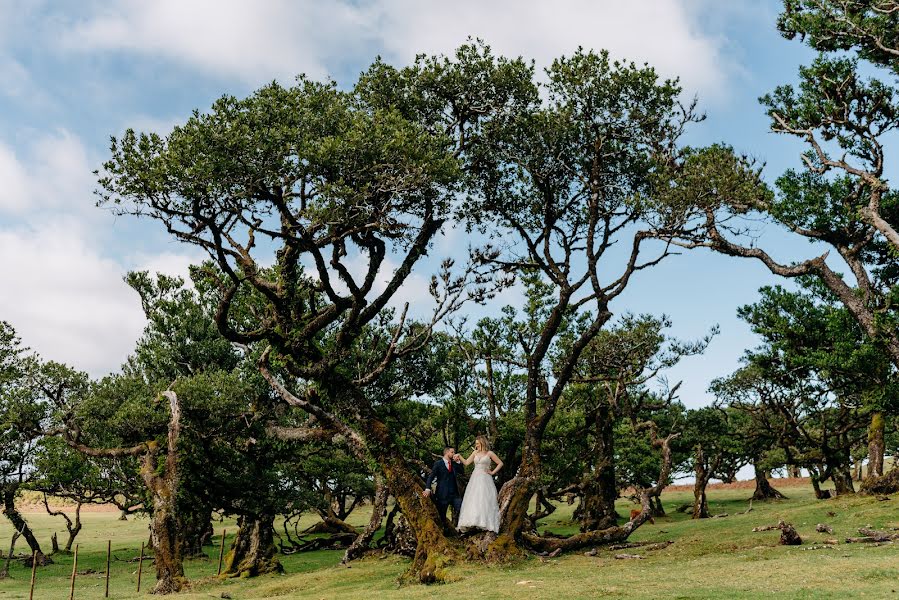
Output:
[475, 435, 490, 454]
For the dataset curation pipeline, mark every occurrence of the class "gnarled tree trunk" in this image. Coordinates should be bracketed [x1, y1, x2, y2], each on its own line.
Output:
[579, 402, 619, 531]
[178, 501, 213, 558]
[827, 460, 855, 496]
[692, 445, 713, 519]
[42, 495, 82, 553]
[141, 390, 186, 595]
[519, 430, 677, 554]
[751, 464, 786, 501]
[860, 466, 899, 495]
[867, 412, 885, 479]
[222, 514, 282, 577]
[1, 486, 51, 566]
[363, 417, 456, 583]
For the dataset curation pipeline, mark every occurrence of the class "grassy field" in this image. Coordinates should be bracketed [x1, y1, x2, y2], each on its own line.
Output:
[0, 480, 896, 599]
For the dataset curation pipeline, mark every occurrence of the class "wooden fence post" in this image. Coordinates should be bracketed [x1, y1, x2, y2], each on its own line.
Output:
[136, 541, 144, 593]
[105, 539, 111, 597]
[68, 544, 78, 600]
[217, 529, 227, 576]
[28, 550, 37, 600]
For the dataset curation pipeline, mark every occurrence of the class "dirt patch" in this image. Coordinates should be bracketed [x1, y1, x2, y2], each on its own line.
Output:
[665, 477, 812, 493]
[15, 492, 136, 514]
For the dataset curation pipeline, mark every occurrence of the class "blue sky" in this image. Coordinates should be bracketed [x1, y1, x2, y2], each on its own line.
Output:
[0, 0, 836, 406]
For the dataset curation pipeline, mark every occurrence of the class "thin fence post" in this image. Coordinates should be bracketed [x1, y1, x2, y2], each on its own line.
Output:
[216, 529, 227, 576]
[68, 544, 78, 600]
[105, 539, 111, 597]
[136, 541, 144, 593]
[28, 550, 37, 600]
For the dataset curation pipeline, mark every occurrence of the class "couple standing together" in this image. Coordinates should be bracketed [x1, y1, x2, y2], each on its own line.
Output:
[423, 435, 503, 533]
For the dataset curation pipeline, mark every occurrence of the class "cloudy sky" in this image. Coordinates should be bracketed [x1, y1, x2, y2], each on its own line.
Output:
[0, 0, 825, 405]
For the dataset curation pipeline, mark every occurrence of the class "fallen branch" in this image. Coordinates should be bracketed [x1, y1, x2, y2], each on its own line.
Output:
[607, 541, 673, 551]
[856, 527, 899, 542]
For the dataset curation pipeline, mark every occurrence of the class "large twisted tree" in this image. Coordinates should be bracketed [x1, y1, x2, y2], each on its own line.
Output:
[97, 46, 530, 583]
[455, 48, 718, 555]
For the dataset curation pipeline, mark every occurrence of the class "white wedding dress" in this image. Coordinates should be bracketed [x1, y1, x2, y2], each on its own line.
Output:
[457, 453, 501, 533]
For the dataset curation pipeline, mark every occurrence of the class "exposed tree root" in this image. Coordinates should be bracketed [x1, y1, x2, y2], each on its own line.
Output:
[859, 468, 899, 495]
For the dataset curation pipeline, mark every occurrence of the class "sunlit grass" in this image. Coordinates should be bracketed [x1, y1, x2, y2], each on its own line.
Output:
[0, 482, 896, 599]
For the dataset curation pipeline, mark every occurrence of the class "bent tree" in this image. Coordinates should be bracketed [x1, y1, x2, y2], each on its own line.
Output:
[658, 1, 899, 369]
[97, 46, 530, 582]
[456, 49, 716, 555]
[0, 322, 53, 566]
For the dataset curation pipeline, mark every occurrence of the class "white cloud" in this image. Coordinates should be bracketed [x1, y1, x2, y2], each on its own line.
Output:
[0, 130, 94, 218]
[367, 0, 729, 99]
[61, 0, 733, 99]
[0, 221, 201, 376]
[0, 143, 30, 213]
[62, 0, 370, 83]
[0, 221, 145, 375]
[0, 125, 199, 375]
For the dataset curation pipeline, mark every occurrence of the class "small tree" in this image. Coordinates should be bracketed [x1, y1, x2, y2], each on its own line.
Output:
[0, 322, 54, 566]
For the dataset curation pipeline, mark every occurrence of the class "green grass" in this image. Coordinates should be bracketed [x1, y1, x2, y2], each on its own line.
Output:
[0, 483, 897, 599]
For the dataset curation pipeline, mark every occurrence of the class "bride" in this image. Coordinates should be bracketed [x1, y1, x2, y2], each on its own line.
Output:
[454, 435, 503, 533]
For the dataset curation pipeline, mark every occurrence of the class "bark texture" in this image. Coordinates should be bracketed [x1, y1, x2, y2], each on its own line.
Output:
[867, 412, 885, 479]
[751, 464, 786, 501]
[222, 514, 282, 578]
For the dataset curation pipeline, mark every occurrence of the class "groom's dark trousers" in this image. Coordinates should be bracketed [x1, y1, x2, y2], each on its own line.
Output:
[425, 458, 463, 527]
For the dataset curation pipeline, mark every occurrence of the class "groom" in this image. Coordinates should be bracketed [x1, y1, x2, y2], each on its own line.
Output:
[423, 446, 463, 528]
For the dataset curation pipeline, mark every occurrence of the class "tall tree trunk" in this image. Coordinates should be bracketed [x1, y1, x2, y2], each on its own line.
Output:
[362, 416, 456, 583]
[830, 463, 856, 496]
[1, 486, 51, 565]
[692, 446, 711, 519]
[222, 514, 282, 577]
[491, 427, 540, 560]
[579, 402, 619, 531]
[141, 390, 186, 594]
[867, 412, 885, 479]
[751, 463, 786, 501]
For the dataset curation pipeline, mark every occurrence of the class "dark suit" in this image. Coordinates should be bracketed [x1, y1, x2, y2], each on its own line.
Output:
[425, 457, 463, 526]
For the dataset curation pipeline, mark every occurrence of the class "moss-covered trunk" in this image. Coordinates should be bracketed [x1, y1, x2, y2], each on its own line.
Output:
[867, 412, 885, 479]
[363, 417, 455, 583]
[142, 390, 187, 595]
[141, 452, 185, 595]
[860, 466, 899, 495]
[223, 514, 282, 578]
[489, 433, 540, 560]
